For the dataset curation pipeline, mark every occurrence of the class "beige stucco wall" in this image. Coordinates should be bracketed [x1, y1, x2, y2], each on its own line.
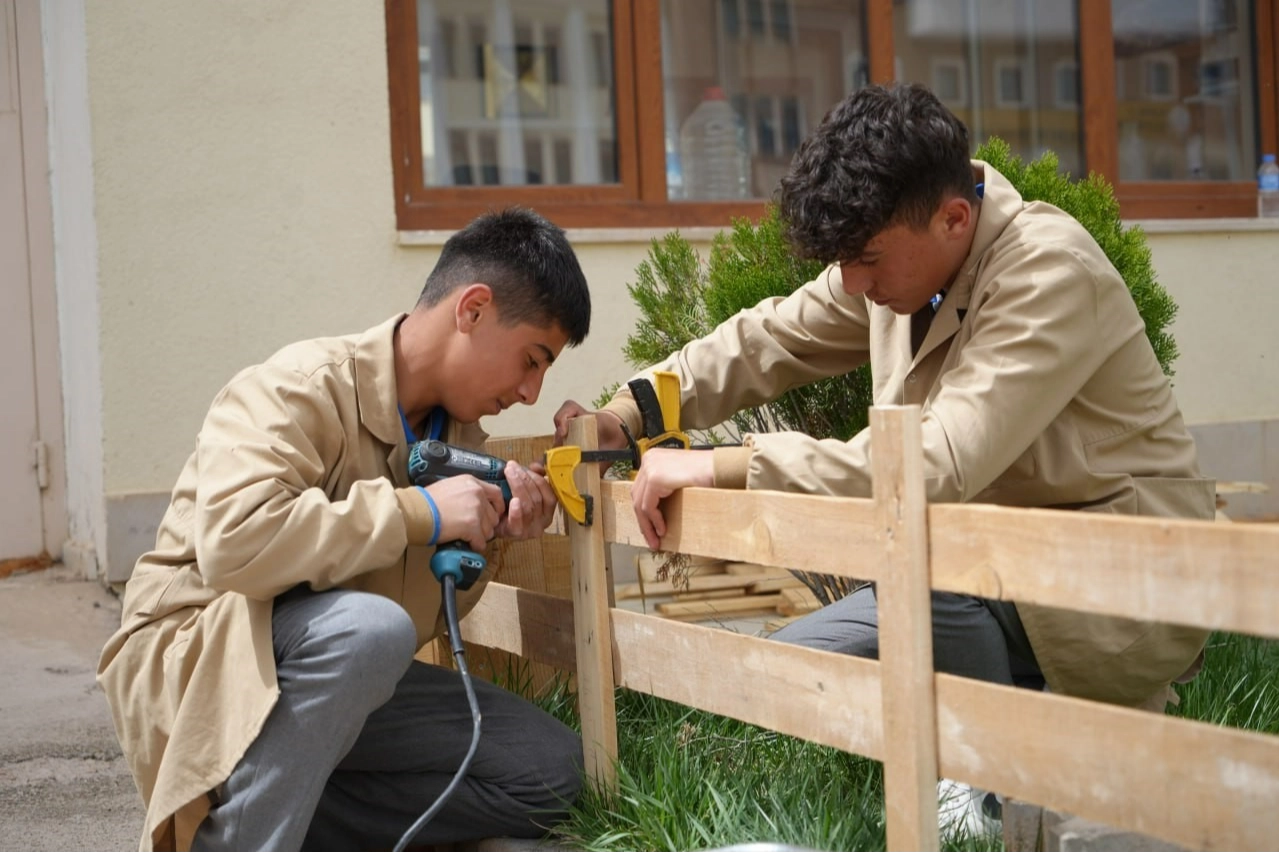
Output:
[81, 2, 1278, 576]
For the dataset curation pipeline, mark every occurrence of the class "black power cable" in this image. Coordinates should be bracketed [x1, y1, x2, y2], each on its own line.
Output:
[392, 572, 483, 852]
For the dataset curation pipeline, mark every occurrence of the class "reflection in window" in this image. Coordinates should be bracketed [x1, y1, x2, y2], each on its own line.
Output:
[415, 0, 617, 188]
[895, 0, 1083, 177]
[1113, 0, 1257, 181]
[1053, 59, 1078, 108]
[660, 0, 869, 200]
[932, 57, 967, 107]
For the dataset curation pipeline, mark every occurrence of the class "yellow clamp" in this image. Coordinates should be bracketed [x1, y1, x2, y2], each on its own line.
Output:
[546, 371, 687, 526]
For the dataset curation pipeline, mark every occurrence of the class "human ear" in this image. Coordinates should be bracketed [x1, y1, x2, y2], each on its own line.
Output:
[455, 283, 494, 332]
[938, 197, 972, 239]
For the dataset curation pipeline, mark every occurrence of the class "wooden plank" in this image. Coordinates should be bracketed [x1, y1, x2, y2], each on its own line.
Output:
[936, 675, 1279, 852]
[567, 416, 618, 790]
[458, 582, 576, 672]
[616, 572, 762, 600]
[635, 550, 724, 583]
[655, 593, 784, 620]
[601, 480, 882, 582]
[723, 562, 784, 575]
[928, 502, 1279, 639]
[777, 586, 821, 616]
[470, 435, 571, 695]
[744, 575, 805, 594]
[611, 609, 884, 760]
[871, 407, 939, 852]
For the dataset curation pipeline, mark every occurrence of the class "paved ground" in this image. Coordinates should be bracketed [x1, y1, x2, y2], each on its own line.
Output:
[0, 555, 772, 852]
[0, 563, 143, 851]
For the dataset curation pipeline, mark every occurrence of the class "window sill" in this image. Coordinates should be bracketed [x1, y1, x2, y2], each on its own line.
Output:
[400, 217, 1279, 247]
[398, 226, 730, 247]
[1128, 217, 1279, 233]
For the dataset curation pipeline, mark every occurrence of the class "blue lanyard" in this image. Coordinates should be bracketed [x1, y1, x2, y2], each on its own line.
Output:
[399, 405, 444, 443]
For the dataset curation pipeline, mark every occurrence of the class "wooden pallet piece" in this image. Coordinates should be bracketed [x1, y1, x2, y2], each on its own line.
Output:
[656, 593, 785, 620]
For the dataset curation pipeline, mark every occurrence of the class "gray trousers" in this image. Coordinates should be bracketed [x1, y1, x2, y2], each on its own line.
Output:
[192, 585, 583, 852]
[770, 585, 1044, 688]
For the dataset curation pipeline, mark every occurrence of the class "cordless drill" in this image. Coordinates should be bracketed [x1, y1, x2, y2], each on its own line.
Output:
[407, 439, 512, 590]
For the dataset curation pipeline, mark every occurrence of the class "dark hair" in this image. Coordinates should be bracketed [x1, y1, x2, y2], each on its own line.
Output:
[418, 207, 591, 346]
[777, 82, 976, 264]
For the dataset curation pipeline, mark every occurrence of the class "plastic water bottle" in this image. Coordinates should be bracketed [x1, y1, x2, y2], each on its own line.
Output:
[678, 87, 750, 200]
[1258, 153, 1279, 218]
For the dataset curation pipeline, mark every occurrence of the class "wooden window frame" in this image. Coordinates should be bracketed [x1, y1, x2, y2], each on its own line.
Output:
[387, 0, 1279, 229]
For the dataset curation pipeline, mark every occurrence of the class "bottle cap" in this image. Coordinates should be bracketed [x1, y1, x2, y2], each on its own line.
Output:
[704, 86, 727, 100]
[1265, 153, 1276, 163]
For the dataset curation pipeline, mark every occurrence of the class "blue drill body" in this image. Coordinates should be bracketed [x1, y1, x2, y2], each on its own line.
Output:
[407, 439, 510, 588]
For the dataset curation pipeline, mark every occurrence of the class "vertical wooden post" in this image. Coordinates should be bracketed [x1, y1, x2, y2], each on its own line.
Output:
[871, 406, 939, 851]
[566, 415, 618, 790]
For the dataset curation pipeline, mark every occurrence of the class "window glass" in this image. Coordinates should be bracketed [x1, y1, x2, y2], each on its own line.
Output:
[895, 0, 1083, 177]
[415, 0, 618, 188]
[1112, 0, 1257, 181]
[660, 0, 869, 201]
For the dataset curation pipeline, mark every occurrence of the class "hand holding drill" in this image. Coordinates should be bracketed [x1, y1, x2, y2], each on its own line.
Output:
[408, 440, 558, 553]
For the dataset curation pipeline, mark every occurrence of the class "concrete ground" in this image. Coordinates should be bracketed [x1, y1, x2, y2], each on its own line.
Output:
[0, 563, 144, 851]
[0, 554, 771, 852]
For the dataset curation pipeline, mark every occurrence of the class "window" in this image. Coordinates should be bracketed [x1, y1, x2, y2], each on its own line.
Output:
[931, 57, 967, 107]
[1054, 59, 1079, 109]
[894, 0, 1084, 178]
[1141, 53, 1177, 101]
[993, 57, 1028, 108]
[387, 0, 1279, 227]
[1110, 0, 1261, 209]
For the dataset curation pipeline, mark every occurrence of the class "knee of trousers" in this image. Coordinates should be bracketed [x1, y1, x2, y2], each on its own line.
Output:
[523, 725, 586, 813]
[295, 592, 418, 706]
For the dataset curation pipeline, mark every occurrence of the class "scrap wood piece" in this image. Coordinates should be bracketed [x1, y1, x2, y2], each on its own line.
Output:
[777, 585, 822, 617]
[616, 572, 756, 600]
[1215, 480, 1270, 494]
[745, 575, 806, 595]
[656, 593, 785, 620]
[764, 614, 804, 634]
[722, 561, 791, 577]
[635, 551, 725, 586]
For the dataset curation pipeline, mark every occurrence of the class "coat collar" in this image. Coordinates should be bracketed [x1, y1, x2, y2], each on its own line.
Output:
[353, 313, 491, 463]
[909, 160, 1023, 366]
[354, 314, 409, 448]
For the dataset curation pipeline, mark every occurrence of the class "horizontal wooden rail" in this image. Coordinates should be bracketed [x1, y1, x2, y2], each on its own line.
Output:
[612, 609, 884, 760]
[460, 582, 576, 670]
[601, 480, 881, 582]
[602, 479, 1279, 641]
[936, 675, 1279, 851]
[463, 408, 1279, 851]
[464, 582, 1279, 851]
[930, 502, 1279, 639]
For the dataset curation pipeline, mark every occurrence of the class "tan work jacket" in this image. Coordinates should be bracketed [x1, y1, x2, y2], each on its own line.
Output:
[605, 162, 1212, 708]
[97, 315, 491, 850]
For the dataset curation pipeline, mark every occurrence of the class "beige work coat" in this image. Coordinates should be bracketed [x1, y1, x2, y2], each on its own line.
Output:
[605, 162, 1212, 708]
[97, 314, 493, 851]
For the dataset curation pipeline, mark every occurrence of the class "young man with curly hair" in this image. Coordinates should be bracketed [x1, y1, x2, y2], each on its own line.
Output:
[557, 82, 1209, 714]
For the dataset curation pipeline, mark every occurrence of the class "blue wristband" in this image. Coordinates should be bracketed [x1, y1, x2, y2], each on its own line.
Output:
[416, 486, 441, 546]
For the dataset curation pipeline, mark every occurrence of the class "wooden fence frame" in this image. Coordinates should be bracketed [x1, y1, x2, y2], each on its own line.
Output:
[461, 408, 1279, 851]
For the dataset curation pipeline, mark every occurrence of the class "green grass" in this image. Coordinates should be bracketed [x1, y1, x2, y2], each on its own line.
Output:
[513, 630, 1278, 851]
[1171, 631, 1279, 733]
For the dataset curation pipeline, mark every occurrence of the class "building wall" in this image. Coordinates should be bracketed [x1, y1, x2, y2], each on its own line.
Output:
[78, 1, 1279, 578]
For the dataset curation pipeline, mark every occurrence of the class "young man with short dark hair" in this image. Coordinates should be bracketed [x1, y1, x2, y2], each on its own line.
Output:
[101, 208, 590, 851]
